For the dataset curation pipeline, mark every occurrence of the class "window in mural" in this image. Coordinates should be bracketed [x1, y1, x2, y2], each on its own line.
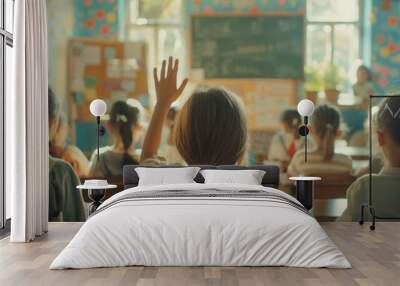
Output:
[307, 0, 359, 22]
[306, 0, 360, 95]
[128, 0, 184, 83]
[136, 0, 182, 21]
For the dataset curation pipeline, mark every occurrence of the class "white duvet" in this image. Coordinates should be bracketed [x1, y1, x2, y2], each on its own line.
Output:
[50, 183, 351, 269]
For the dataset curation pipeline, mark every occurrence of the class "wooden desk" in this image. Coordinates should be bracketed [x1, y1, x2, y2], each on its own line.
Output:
[336, 145, 369, 160]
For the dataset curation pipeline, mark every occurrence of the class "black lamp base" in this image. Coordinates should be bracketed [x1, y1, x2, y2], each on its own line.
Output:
[88, 189, 106, 215]
[295, 180, 314, 210]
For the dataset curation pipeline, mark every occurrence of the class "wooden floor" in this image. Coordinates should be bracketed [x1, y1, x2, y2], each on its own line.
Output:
[0, 222, 399, 286]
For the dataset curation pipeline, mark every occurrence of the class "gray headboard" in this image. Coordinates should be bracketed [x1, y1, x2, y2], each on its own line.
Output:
[123, 165, 280, 189]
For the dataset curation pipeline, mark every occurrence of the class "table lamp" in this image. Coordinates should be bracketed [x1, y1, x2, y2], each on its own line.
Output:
[90, 99, 107, 162]
[297, 99, 315, 162]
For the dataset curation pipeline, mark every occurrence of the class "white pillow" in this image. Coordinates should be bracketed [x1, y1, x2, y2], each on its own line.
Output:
[200, 169, 266, 185]
[135, 167, 200, 186]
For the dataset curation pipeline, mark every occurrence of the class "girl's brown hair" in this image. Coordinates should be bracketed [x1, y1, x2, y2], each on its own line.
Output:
[280, 108, 301, 139]
[109, 101, 140, 166]
[377, 97, 400, 144]
[174, 87, 247, 165]
[312, 104, 341, 161]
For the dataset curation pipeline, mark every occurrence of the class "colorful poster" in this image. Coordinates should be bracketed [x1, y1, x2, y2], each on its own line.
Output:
[73, 0, 119, 39]
[371, 1, 400, 94]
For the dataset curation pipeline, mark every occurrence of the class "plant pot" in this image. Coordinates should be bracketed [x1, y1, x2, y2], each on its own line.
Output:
[305, 90, 318, 103]
[324, 89, 340, 104]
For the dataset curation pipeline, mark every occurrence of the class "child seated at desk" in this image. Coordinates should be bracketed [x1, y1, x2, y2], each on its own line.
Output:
[353, 65, 373, 106]
[268, 109, 303, 172]
[50, 115, 90, 177]
[288, 104, 352, 176]
[339, 97, 400, 221]
[48, 87, 85, 222]
[89, 100, 142, 177]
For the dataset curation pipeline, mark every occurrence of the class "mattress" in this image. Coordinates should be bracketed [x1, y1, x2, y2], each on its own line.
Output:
[50, 183, 351, 269]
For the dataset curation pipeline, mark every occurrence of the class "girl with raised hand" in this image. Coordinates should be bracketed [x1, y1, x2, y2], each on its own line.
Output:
[140, 56, 247, 165]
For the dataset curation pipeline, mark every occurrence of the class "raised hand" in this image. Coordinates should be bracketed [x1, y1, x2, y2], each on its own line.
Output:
[140, 57, 188, 162]
[153, 56, 189, 106]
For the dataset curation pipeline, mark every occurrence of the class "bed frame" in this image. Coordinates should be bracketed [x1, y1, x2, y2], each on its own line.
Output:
[123, 165, 280, 189]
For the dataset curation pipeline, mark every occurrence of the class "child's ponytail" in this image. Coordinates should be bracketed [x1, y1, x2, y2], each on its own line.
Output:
[312, 104, 340, 161]
[109, 101, 140, 166]
[322, 124, 335, 161]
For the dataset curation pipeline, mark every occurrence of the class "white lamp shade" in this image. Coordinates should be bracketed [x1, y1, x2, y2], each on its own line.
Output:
[90, 99, 107, 117]
[297, 99, 315, 117]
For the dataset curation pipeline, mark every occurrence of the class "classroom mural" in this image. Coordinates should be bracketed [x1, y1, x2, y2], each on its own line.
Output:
[371, 0, 400, 94]
[46, 0, 399, 153]
[43, 0, 400, 225]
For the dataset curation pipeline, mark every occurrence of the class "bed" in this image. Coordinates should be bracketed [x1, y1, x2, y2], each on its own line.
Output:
[50, 165, 350, 269]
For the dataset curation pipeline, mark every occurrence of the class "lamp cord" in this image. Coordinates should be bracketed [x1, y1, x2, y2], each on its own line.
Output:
[96, 116, 100, 163]
[304, 116, 308, 163]
[369, 96, 372, 206]
[305, 132, 307, 163]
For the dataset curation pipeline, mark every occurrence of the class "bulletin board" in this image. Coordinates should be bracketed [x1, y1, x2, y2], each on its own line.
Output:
[201, 79, 297, 131]
[68, 37, 148, 122]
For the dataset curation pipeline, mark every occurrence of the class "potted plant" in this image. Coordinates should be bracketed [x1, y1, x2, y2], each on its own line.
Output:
[322, 64, 343, 104]
[304, 65, 323, 103]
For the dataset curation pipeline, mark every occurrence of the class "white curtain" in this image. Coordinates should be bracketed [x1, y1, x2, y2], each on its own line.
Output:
[7, 0, 49, 242]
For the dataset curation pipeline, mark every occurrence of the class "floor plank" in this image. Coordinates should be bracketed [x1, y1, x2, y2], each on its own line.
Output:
[0, 222, 399, 286]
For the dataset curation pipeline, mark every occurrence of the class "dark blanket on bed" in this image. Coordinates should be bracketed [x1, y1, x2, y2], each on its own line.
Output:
[91, 189, 309, 218]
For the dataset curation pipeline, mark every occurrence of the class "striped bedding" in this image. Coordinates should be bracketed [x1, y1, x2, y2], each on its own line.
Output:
[50, 183, 350, 269]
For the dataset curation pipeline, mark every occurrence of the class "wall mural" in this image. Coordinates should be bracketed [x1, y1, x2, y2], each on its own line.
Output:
[52, 0, 400, 96]
[371, 0, 400, 94]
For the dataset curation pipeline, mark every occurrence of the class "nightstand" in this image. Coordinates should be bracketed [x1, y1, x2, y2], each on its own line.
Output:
[77, 184, 117, 215]
[289, 177, 321, 210]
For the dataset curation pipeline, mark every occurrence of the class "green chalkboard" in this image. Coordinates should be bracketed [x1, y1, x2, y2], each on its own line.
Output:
[191, 15, 305, 79]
